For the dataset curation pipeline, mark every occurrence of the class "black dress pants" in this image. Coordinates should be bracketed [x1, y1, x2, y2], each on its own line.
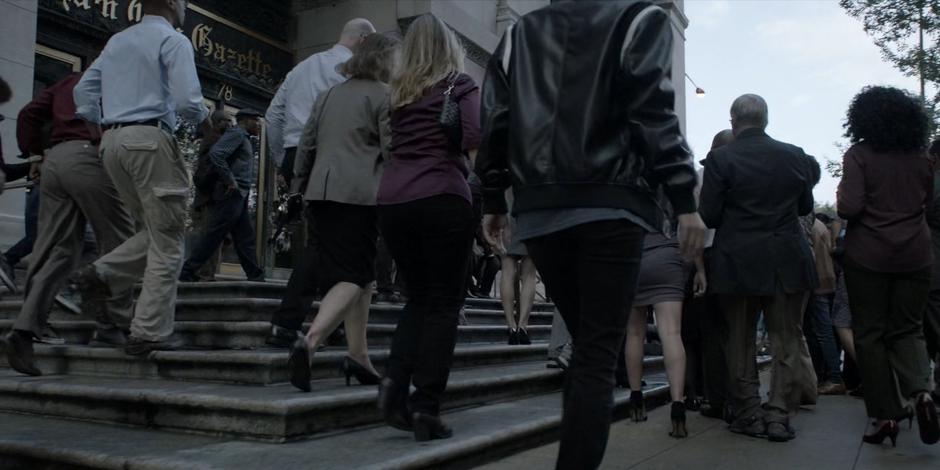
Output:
[526, 219, 645, 470]
[271, 205, 320, 331]
[379, 194, 475, 415]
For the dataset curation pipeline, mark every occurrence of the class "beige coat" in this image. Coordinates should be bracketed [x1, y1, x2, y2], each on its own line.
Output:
[812, 219, 836, 294]
[293, 78, 391, 205]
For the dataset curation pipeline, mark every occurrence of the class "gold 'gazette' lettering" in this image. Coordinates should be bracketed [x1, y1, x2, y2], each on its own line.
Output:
[59, 0, 274, 78]
[61, 0, 120, 19]
[191, 24, 273, 78]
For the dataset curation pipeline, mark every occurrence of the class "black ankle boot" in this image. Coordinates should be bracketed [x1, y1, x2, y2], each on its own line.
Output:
[629, 390, 647, 422]
[669, 401, 688, 438]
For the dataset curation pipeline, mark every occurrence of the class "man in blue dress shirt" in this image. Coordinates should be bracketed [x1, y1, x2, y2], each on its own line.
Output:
[72, 0, 210, 356]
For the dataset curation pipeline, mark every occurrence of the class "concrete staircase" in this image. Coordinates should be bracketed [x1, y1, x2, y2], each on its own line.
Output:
[0, 281, 674, 469]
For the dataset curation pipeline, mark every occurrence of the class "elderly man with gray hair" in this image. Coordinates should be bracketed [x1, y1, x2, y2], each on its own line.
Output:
[699, 94, 819, 442]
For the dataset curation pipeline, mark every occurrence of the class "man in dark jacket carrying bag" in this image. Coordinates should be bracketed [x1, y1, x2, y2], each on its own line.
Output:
[477, 1, 704, 468]
[180, 108, 265, 282]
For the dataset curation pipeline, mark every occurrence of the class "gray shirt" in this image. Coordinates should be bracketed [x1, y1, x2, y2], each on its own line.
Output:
[515, 208, 654, 242]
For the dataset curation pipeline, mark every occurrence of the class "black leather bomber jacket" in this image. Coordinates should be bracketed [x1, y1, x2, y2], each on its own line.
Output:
[475, 0, 697, 227]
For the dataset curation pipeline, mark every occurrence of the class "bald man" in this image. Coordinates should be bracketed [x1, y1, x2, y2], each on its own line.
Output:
[266, 18, 376, 183]
[264, 18, 375, 348]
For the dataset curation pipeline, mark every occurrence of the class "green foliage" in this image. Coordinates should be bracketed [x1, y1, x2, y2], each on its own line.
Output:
[841, 0, 940, 103]
[815, 202, 838, 217]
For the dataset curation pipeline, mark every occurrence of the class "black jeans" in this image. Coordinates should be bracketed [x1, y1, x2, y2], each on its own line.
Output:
[271, 205, 320, 331]
[526, 219, 645, 470]
[181, 192, 263, 280]
[379, 194, 475, 415]
[5, 185, 40, 265]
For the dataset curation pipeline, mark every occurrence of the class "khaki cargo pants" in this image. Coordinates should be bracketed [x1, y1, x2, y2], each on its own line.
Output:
[13, 140, 135, 336]
[95, 125, 189, 342]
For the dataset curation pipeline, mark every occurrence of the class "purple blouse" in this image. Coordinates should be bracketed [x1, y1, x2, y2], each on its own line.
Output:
[377, 73, 481, 205]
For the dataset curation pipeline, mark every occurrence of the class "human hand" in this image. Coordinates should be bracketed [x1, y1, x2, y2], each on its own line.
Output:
[677, 212, 706, 261]
[200, 118, 215, 136]
[693, 270, 707, 297]
[482, 214, 507, 253]
[29, 162, 42, 182]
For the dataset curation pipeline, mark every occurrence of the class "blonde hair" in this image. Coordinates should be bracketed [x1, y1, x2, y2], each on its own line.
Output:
[391, 14, 465, 108]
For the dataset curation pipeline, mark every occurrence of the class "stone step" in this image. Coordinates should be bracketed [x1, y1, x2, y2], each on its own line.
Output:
[0, 343, 555, 385]
[169, 281, 556, 311]
[1, 280, 556, 311]
[0, 362, 571, 441]
[0, 381, 674, 470]
[0, 320, 553, 349]
[0, 298, 556, 326]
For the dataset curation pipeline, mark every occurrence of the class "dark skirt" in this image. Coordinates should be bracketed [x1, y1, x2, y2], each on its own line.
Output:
[633, 233, 689, 307]
[310, 201, 378, 291]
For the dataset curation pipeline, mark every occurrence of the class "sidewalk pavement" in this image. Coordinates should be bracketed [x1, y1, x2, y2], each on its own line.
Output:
[478, 375, 940, 470]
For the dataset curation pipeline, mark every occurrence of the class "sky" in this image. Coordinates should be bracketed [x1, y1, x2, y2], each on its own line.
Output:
[683, 0, 921, 204]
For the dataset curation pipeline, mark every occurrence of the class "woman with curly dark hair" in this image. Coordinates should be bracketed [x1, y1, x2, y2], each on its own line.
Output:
[837, 85, 939, 447]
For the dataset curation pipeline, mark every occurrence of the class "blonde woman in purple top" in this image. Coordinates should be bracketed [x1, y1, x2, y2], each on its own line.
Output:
[375, 14, 481, 442]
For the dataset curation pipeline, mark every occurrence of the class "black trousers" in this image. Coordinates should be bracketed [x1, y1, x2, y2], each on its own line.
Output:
[271, 205, 320, 331]
[699, 293, 730, 407]
[181, 192, 263, 280]
[379, 194, 475, 415]
[844, 260, 931, 419]
[526, 219, 645, 470]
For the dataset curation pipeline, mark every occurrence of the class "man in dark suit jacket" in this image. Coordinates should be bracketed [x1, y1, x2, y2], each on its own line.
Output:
[699, 94, 818, 442]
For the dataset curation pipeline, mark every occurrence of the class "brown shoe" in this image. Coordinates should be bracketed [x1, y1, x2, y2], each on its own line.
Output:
[818, 382, 847, 395]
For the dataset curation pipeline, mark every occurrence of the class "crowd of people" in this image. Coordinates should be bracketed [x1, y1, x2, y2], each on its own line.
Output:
[1, 0, 939, 468]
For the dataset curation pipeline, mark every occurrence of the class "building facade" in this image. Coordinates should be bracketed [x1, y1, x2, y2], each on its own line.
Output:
[0, 0, 688, 271]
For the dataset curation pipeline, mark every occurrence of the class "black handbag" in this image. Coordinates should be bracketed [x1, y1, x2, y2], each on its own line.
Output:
[439, 73, 462, 150]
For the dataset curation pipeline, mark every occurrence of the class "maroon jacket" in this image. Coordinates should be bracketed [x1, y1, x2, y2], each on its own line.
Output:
[837, 143, 935, 272]
[17, 72, 99, 156]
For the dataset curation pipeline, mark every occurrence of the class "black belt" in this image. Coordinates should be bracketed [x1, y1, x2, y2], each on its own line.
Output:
[104, 120, 173, 133]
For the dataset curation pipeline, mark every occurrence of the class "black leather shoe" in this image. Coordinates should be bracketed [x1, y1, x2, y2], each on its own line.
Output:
[378, 377, 412, 431]
[699, 401, 726, 419]
[69, 265, 110, 318]
[729, 414, 767, 438]
[90, 326, 128, 347]
[766, 421, 795, 442]
[124, 335, 182, 356]
[2, 330, 41, 376]
[412, 412, 453, 442]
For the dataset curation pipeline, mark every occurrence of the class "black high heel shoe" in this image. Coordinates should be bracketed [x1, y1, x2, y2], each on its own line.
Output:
[669, 401, 688, 438]
[517, 328, 531, 345]
[377, 377, 412, 431]
[892, 406, 914, 430]
[341, 356, 380, 386]
[288, 338, 311, 392]
[915, 392, 940, 445]
[412, 412, 453, 442]
[862, 420, 899, 447]
[629, 390, 647, 422]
